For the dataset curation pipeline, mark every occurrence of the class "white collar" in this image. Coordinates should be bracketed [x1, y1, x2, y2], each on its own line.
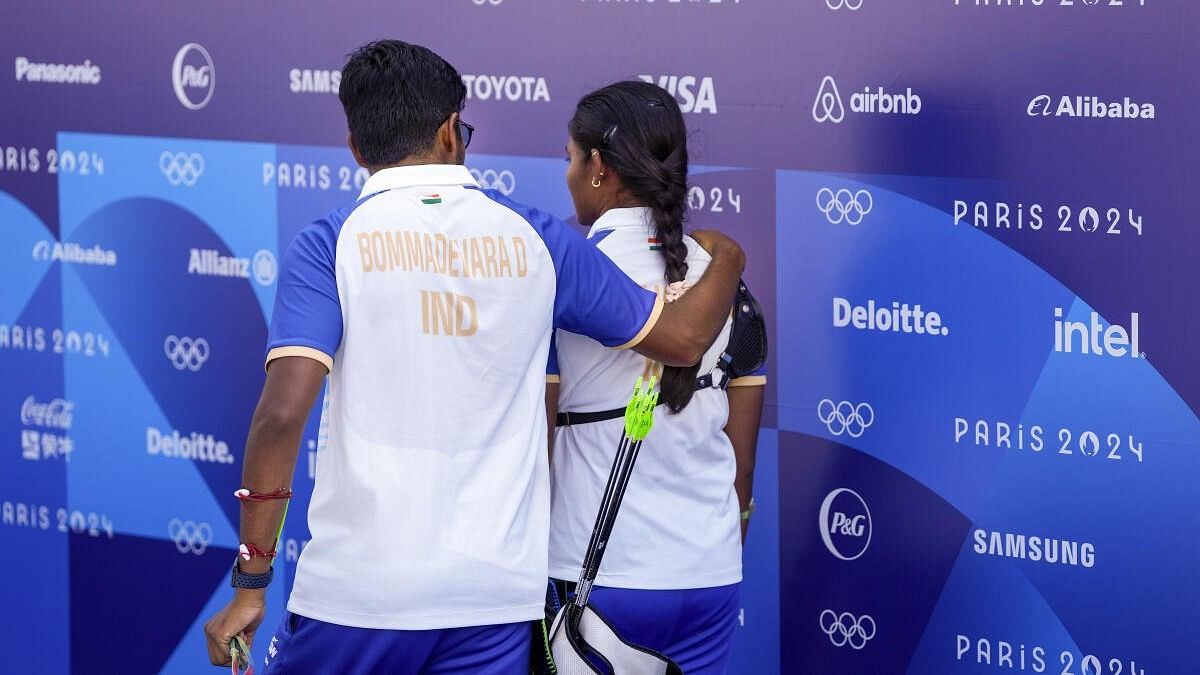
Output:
[358, 164, 477, 201]
[587, 207, 653, 239]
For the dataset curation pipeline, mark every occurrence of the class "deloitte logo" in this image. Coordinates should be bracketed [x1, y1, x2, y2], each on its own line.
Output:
[819, 488, 872, 561]
[833, 297, 949, 337]
[813, 75, 922, 124]
[172, 43, 215, 110]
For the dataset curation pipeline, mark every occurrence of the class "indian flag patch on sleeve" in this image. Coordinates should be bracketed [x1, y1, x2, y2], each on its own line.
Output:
[421, 194, 442, 205]
[647, 237, 662, 251]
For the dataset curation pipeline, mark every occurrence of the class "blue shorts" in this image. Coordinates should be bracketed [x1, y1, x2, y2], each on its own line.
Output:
[260, 611, 530, 674]
[552, 582, 741, 675]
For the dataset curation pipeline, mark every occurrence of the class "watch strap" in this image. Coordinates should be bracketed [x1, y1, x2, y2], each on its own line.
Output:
[230, 561, 274, 589]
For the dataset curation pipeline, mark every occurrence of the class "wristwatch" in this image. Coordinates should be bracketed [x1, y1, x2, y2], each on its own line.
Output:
[740, 497, 756, 521]
[230, 560, 274, 589]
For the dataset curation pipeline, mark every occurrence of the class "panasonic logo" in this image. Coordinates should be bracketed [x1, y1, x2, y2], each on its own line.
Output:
[15, 57, 101, 85]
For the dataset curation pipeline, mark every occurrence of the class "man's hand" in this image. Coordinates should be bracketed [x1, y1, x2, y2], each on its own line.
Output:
[688, 229, 745, 266]
[633, 228, 745, 366]
[204, 589, 267, 667]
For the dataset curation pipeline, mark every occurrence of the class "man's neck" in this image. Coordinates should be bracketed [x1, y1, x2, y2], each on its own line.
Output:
[368, 155, 459, 175]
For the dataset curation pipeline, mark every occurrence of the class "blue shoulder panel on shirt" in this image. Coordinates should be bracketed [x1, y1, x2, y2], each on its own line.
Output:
[265, 203, 353, 361]
[547, 332, 559, 376]
[476, 189, 658, 349]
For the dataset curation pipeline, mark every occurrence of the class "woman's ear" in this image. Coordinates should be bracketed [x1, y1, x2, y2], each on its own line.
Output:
[589, 149, 609, 179]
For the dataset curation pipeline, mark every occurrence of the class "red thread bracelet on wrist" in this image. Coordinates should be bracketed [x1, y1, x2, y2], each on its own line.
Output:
[233, 487, 293, 502]
[238, 543, 278, 561]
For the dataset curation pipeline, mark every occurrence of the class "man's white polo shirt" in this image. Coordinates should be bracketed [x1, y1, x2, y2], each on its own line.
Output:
[265, 165, 662, 629]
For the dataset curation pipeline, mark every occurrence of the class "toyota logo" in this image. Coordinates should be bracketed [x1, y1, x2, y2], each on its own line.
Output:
[172, 43, 215, 110]
[168, 519, 213, 555]
[813, 76, 845, 124]
[819, 487, 873, 561]
[470, 168, 516, 195]
[252, 249, 277, 286]
[826, 0, 863, 9]
[816, 188, 873, 225]
[817, 399, 874, 438]
[160, 151, 205, 186]
[819, 610, 876, 650]
[164, 335, 210, 371]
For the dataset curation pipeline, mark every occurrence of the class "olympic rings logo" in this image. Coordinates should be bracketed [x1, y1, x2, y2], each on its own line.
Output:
[827, 0, 863, 9]
[470, 168, 516, 195]
[164, 335, 210, 371]
[819, 610, 876, 650]
[168, 519, 213, 555]
[812, 75, 845, 124]
[817, 399, 874, 438]
[816, 188, 873, 225]
[160, 151, 205, 186]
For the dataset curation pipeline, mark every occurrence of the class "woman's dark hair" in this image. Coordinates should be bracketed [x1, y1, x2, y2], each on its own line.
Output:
[339, 40, 467, 167]
[569, 81, 699, 413]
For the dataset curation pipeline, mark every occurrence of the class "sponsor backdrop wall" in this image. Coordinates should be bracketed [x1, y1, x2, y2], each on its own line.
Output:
[1, 1, 1196, 674]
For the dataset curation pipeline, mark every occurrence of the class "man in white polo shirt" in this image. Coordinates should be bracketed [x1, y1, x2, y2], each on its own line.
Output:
[202, 40, 745, 673]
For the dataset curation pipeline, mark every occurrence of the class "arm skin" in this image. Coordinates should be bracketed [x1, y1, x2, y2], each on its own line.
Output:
[203, 356, 328, 666]
[725, 384, 765, 543]
[546, 382, 560, 463]
[633, 230, 745, 367]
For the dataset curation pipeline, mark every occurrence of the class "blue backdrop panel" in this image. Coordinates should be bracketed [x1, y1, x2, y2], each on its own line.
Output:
[1, 1, 1196, 674]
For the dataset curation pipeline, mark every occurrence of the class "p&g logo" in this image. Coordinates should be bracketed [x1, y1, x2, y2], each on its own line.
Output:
[819, 487, 872, 561]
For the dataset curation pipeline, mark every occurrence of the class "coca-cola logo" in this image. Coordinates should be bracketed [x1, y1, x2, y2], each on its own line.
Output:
[21, 396, 74, 430]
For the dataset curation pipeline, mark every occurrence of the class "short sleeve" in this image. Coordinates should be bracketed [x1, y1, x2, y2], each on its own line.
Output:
[264, 208, 350, 372]
[480, 190, 661, 349]
[729, 361, 767, 388]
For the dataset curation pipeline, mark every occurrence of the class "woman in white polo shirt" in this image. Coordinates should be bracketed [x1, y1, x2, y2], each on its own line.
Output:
[546, 80, 766, 674]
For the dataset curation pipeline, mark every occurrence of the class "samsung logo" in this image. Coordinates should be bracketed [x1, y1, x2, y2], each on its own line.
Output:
[290, 68, 341, 94]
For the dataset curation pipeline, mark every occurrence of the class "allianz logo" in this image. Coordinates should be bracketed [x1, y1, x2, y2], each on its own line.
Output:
[188, 248, 277, 287]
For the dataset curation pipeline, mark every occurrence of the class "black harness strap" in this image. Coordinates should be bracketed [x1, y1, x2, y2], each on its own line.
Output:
[556, 362, 730, 428]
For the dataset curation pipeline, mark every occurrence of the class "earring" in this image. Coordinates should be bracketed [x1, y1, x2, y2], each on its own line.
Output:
[591, 176, 602, 188]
